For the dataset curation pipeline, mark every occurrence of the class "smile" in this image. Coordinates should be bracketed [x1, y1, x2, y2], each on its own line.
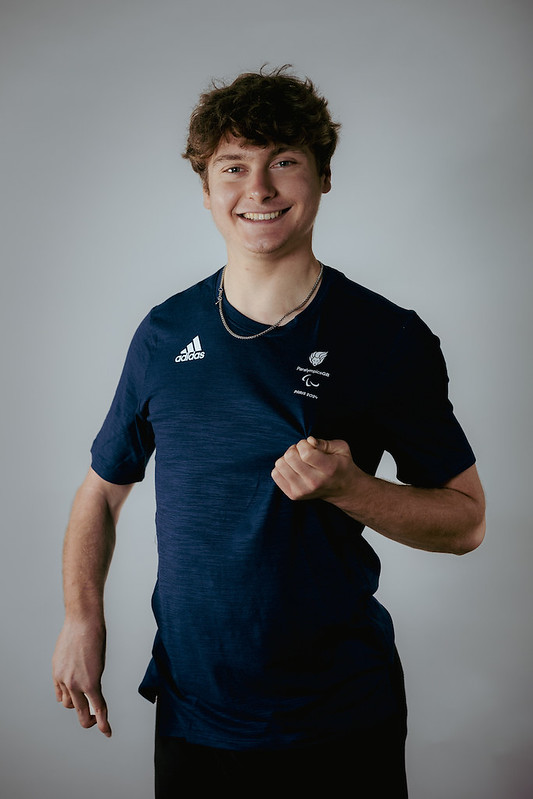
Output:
[239, 209, 289, 221]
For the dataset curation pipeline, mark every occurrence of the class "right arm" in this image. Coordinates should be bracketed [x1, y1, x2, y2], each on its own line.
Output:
[52, 468, 133, 736]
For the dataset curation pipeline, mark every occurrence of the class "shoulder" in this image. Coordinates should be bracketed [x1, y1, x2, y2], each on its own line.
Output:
[119, 271, 220, 369]
[151, 271, 219, 321]
[325, 266, 412, 319]
[323, 265, 427, 343]
[135, 270, 221, 341]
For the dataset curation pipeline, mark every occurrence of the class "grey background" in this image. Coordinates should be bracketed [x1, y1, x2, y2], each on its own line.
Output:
[1, 0, 532, 797]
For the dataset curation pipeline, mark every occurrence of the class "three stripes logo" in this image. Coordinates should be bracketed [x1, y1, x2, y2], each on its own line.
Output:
[175, 335, 205, 363]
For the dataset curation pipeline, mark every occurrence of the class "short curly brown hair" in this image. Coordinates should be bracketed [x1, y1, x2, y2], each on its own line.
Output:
[183, 65, 340, 187]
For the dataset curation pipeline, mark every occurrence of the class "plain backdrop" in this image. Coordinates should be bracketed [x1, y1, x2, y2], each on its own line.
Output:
[1, 1, 532, 797]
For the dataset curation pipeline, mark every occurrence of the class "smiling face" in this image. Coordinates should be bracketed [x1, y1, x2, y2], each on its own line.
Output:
[203, 136, 331, 263]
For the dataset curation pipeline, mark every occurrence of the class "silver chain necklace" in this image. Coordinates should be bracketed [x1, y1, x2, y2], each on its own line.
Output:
[216, 262, 324, 341]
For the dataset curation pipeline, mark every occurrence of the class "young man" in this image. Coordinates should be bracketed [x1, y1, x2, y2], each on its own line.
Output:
[53, 68, 485, 796]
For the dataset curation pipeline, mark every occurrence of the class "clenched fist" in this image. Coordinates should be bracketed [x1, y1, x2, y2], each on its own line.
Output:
[271, 436, 361, 503]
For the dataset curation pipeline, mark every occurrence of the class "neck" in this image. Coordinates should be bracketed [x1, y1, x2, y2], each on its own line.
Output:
[222, 253, 322, 326]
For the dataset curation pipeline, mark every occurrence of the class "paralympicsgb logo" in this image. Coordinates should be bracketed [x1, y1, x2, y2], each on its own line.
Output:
[293, 351, 330, 400]
[309, 351, 328, 366]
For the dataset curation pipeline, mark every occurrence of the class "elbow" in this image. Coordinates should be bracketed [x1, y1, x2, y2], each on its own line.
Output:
[441, 464, 486, 555]
[453, 514, 486, 556]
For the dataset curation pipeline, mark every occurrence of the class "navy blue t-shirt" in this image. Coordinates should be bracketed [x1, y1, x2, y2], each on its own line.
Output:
[91, 265, 475, 749]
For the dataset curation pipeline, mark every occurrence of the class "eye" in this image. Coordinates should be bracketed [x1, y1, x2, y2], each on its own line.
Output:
[274, 159, 295, 168]
[224, 166, 244, 174]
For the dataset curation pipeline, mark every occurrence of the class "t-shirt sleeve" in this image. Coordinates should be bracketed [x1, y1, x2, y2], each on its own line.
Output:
[372, 312, 475, 487]
[90, 313, 155, 485]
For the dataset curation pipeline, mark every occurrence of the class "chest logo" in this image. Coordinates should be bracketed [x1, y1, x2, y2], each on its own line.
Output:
[309, 351, 328, 366]
[175, 335, 205, 363]
[293, 350, 331, 400]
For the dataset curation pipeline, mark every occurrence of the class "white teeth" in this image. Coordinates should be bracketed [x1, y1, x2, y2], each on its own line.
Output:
[242, 211, 284, 220]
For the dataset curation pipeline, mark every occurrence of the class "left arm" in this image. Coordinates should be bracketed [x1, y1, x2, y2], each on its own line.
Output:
[271, 437, 485, 555]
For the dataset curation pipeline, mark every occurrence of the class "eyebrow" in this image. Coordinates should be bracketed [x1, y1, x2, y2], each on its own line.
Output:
[211, 145, 305, 166]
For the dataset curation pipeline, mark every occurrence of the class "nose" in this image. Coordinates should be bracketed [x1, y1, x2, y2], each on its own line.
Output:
[247, 168, 276, 203]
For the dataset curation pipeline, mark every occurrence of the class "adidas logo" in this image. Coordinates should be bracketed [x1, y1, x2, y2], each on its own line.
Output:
[175, 335, 205, 363]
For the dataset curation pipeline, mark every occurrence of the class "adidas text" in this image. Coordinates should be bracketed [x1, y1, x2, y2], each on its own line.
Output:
[175, 351, 205, 362]
[175, 335, 205, 363]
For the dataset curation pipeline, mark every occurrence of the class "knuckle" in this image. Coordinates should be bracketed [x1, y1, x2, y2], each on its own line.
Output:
[299, 446, 314, 463]
[307, 477, 321, 493]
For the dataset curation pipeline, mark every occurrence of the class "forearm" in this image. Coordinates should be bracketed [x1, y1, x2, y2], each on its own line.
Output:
[272, 438, 486, 556]
[329, 468, 486, 555]
[63, 493, 115, 620]
[62, 469, 128, 620]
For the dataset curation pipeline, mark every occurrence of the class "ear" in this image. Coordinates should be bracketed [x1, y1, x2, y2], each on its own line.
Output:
[321, 166, 332, 194]
[203, 184, 211, 209]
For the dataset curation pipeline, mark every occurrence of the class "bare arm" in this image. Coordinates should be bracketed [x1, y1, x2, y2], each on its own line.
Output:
[52, 468, 134, 736]
[272, 437, 485, 555]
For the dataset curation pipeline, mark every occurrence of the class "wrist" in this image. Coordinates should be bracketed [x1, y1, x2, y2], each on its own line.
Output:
[64, 597, 105, 626]
[324, 461, 371, 515]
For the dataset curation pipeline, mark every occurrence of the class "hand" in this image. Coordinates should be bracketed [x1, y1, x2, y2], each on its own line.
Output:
[52, 619, 111, 737]
[271, 436, 360, 502]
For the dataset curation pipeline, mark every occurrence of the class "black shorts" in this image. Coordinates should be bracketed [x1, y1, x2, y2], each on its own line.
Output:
[154, 713, 408, 798]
